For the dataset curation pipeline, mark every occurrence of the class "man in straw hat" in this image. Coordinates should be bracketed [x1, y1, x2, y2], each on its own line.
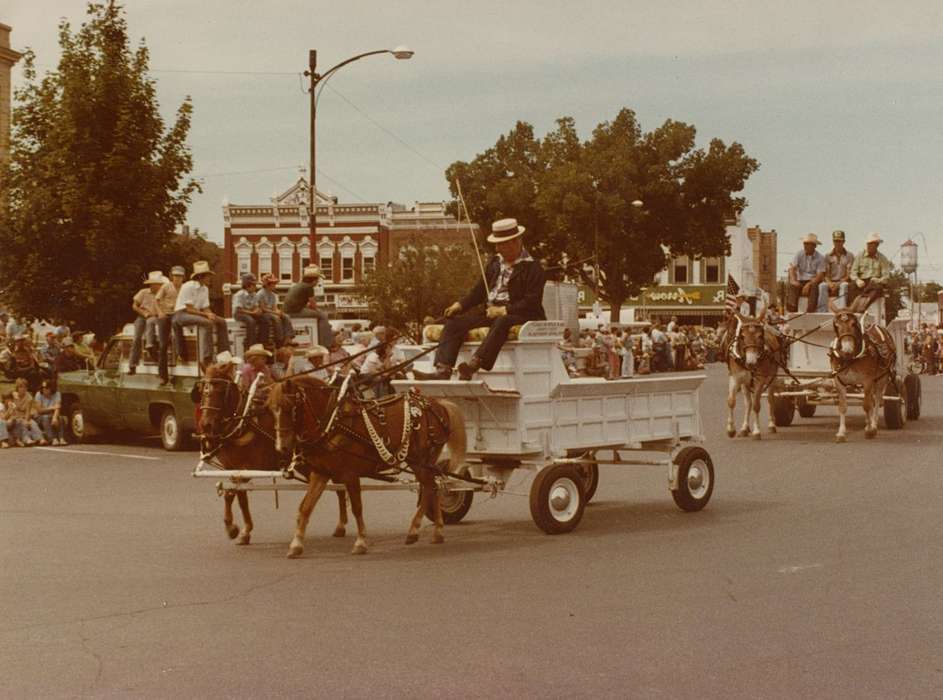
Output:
[154, 265, 186, 385]
[849, 232, 893, 312]
[129, 271, 165, 375]
[786, 233, 826, 313]
[239, 343, 273, 391]
[414, 217, 546, 381]
[172, 260, 230, 365]
[816, 230, 855, 312]
[283, 264, 333, 347]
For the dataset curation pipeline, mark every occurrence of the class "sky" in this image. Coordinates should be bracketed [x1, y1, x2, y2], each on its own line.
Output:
[5, 0, 943, 281]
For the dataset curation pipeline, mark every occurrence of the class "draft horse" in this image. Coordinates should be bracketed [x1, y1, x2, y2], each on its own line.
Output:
[268, 374, 467, 559]
[723, 310, 785, 440]
[197, 363, 349, 545]
[828, 303, 896, 442]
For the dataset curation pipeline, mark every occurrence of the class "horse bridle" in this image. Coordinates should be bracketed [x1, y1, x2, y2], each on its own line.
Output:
[832, 312, 863, 358]
[198, 378, 241, 437]
[735, 321, 768, 362]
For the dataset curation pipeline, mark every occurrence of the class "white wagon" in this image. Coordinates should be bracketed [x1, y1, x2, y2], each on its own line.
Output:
[194, 321, 716, 534]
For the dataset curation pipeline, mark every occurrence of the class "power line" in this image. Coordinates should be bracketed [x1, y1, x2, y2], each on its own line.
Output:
[195, 165, 301, 178]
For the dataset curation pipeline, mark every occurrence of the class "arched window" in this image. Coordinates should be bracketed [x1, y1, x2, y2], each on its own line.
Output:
[256, 237, 274, 277]
[317, 238, 335, 281]
[277, 238, 295, 281]
[359, 236, 378, 276]
[235, 238, 252, 277]
[339, 236, 357, 282]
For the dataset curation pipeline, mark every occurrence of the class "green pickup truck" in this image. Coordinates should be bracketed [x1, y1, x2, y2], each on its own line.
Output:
[58, 330, 199, 451]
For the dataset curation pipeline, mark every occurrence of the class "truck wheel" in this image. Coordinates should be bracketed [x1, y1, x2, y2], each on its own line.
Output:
[160, 408, 185, 451]
[671, 446, 714, 512]
[772, 395, 795, 427]
[66, 402, 85, 444]
[797, 398, 816, 418]
[883, 384, 905, 430]
[904, 374, 921, 420]
[529, 464, 586, 534]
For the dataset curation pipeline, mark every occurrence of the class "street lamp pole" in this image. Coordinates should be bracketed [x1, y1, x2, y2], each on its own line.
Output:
[304, 47, 414, 255]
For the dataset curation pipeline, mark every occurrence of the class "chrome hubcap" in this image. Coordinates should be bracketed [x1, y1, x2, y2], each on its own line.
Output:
[548, 477, 579, 521]
[687, 460, 710, 499]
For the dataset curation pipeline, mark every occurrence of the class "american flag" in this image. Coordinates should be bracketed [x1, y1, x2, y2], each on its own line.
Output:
[724, 274, 740, 314]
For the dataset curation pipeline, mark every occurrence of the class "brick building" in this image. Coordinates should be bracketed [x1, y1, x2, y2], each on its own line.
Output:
[221, 177, 476, 317]
[0, 23, 23, 169]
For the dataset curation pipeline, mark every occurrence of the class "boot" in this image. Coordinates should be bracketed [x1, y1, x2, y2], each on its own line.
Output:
[457, 356, 481, 381]
[413, 364, 452, 381]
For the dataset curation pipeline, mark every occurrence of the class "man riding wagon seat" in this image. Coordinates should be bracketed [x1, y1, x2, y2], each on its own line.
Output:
[415, 217, 546, 381]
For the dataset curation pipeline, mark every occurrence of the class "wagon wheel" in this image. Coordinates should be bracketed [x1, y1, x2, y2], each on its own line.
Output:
[883, 382, 906, 430]
[529, 464, 586, 534]
[424, 461, 474, 525]
[797, 398, 816, 418]
[671, 446, 714, 512]
[904, 374, 921, 420]
[575, 460, 599, 503]
[772, 395, 795, 427]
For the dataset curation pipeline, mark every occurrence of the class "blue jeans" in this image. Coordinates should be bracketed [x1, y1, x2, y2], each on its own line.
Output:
[11, 419, 42, 443]
[0, 419, 8, 441]
[37, 414, 64, 441]
[235, 310, 268, 347]
[173, 310, 230, 363]
[130, 316, 158, 367]
[263, 312, 294, 346]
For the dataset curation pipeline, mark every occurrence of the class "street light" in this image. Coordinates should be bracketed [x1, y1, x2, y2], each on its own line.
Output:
[305, 47, 414, 253]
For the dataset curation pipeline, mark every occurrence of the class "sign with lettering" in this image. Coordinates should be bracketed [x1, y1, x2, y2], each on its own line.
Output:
[578, 285, 725, 308]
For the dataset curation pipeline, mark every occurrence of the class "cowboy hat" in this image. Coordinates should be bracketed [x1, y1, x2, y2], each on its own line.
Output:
[190, 260, 214, 279]
[145, 270, 165, 286]
[487, 217, 526, 244]
[260, 273, 277, 285]
[832, 230, 846, 241]
[305, 345, 329, 358]
[170, 265, 186, 277]
[215, 350, 242, 365]
[243, 343, 272, 359]
[866, 232, 883, 244]
[301, 264, 322, 279]
[800, 233, 821, 246]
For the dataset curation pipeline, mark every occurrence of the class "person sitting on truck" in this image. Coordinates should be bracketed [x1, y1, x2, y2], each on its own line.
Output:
[817, 230, 854, 312]
[232, 273, 269, 349]
[849, 232, 894, 313]
[172, 260, 230, 365]
[787, 233, 827, 313]
[154, 266, 186, 385]
[129, 271, 165, 375]
[413, 218, 546, 381]
[258, 273, 294, 347]
[283, 265, 334, 348]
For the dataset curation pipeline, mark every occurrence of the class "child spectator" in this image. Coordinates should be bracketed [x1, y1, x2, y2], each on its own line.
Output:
[9, 378, 42, 446]
[34, 380, 66, 445]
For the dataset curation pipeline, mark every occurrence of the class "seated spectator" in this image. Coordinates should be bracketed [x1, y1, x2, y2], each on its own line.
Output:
[72, 333, 96, 365]
[34, 380, 66, 445]
[295, 345, 330, 381]
[129, 271, 165, 375]
[0, 399, 9, 447]
[232, 273, 269, 349]
[326, 336, 350, 372]
[172, 260, 230, 365]
[154, 266, 186, 385]
[283, 265, 334, 347]
[1, 334, 49, 391]
[239, 344, 274, 391]
[258, 274, 294, 348]
[9, 378, 42, 446]
[55, 338, 87, 373]
[41, 332, 61, 365]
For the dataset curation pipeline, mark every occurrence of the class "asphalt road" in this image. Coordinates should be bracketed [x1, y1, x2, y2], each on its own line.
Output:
[2, 365, 941, 699]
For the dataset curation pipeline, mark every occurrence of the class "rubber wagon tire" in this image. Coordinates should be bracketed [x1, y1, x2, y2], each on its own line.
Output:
[529, 464, 586, 534]
[904, 374, 921, 420]
[576, 462, 599, 503]
[883, 383, 906, 430]
[671, 446, 715, 512]
[797, 399, 816, 418]
[772, 395, 795, 427]
[424, 464, 474, 525]
[160, 408, 186, 451]
[66, 402, 85, 444]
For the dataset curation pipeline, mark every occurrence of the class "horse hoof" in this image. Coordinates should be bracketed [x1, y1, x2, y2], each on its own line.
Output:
[835, 435, 847, 443]
[768, 426, 777, 434]
[287, 540, 304, 558]
[431, 533, 445, 545]
[236, 533, 251, 546]
[865, 430, 876, 440]
[404, 533, 419, 545]
[751, 433, 761, 441]
[225, 524, 239, 539]
[351, 543, 368, 555]
[726, 429, 736, 438]
[736, 429, 749, 438]
[332, 527, 346, 538]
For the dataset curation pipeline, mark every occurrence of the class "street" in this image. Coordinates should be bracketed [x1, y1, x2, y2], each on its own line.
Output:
[2, 365, 942, 699]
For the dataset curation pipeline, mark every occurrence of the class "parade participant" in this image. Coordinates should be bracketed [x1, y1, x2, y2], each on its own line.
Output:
[34, 380, 65, 445]
[212, 350, 241, 382]
[414, 218, 546, 381]
[154, 265, 186, 385]
[232, 273, 268, 349]
[129, 271, 165, 375]
[258, 273, 294, 347]
[325, 335, 350, 372]
[172, 260, 230, 365]
[239, 344, 273, 391]
[9, 378, 42, 446]
[787, 233, 826, 313]
[54, 338, 86, 373]
[283, 265, 334, 347]
[817, 230, 854, 312]
[298, 345, 330, 381]
[360, 336, 398, 397]
[849, 233, 894, 313]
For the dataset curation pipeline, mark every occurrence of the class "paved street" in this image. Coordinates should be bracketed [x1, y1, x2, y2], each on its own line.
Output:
[2, 365, 942, 699]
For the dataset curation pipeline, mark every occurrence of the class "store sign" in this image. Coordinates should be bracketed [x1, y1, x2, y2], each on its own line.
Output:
[335, 294, 367, 308]
[578, 284, 725, 307]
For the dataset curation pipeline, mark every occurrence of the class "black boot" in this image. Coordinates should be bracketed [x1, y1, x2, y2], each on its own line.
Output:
[413, 364, 452, 380]
[457, 356, 481, 381]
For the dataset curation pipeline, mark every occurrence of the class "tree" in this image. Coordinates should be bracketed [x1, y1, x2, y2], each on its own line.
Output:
[884, 270, 909, 322]
[359, 237, 478, 339]
[446, 109, 759, 321]
[0, 1, 199, 337]
[917, 280, 942, 303]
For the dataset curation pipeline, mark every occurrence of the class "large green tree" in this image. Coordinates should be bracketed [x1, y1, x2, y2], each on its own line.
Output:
[359, 237, 478, 340]
[447, 109, 759, 321]
[0, 1, 199, 337]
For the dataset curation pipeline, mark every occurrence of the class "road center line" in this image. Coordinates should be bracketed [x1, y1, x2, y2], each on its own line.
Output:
[778, 563, 823, 574]
[34, 446, 161, 461]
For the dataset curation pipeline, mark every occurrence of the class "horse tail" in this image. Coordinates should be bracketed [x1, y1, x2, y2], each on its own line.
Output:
[438, 400, 467, 475]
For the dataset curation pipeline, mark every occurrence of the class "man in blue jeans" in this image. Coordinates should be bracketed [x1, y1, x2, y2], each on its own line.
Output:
[172, 260, 230, 365]
[232, 273, 268, 348]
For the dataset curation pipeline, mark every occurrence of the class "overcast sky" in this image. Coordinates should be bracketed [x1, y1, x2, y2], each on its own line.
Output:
[6, 0, 943, 281]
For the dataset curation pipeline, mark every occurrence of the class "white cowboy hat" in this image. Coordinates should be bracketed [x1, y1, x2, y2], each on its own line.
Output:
[302, 264, 322, 279]
[800, 233, 821, 246]
[243, 343, 272, 359]
[170, 265, 187, 277]
[190, 260, 214, 279]
[145, 270, 165, 285]
[215, 350, 241, 365]
[305, 345, 329, 358]
[487, 217, 526, 244]
[866, 232, 883, 244]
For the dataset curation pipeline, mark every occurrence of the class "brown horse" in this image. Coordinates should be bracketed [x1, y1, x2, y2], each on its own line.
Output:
[828, 304, 896, 442]
[723, 311, 785, 439]
[198, 363, 349, 545]
[268, 375, 467, 559]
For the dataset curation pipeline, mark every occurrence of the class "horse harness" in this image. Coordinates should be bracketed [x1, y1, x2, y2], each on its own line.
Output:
[828, 312, 896, 385]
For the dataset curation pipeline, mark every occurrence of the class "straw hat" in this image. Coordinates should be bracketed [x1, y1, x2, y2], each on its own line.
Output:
[305, 345, 329, 358]
[244, 344, 272, 359]
[800, 233, 821, 246]
[145, 270, 165, 285]
[215, 350, 241, 366]
[487, 217, 526, 244]
[866, 232, 883, 244]
[302, 264, 322, 279]
[190, 260, 214, 279]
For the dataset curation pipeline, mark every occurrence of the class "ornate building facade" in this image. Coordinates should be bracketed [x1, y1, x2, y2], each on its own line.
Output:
[0, 23, 23, 169]
[221, 177, 475, 317]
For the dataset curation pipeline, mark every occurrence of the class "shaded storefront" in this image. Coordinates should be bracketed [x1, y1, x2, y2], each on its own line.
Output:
[579, 284, 726, 327]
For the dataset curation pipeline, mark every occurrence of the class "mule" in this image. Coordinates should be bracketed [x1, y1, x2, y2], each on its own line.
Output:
[828, 304, 896, 442]
[723, 311, 784, 440]
[198, 363, 349, 545]
[268, 375, 467, 559]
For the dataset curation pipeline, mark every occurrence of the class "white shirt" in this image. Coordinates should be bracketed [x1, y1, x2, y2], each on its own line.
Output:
[174, 280, 210, 312]
[487, 249, 534, 304]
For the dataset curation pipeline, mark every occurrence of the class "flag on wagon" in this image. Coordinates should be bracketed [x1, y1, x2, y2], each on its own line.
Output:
[724, 274, 740, 314]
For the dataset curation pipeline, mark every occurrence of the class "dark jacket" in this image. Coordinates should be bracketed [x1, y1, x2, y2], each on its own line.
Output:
[460, 255, 546, 320]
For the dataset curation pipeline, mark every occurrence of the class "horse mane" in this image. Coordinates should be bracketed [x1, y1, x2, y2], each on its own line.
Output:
[203, 362, 229, 379]
[267, 373, 329, 409]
